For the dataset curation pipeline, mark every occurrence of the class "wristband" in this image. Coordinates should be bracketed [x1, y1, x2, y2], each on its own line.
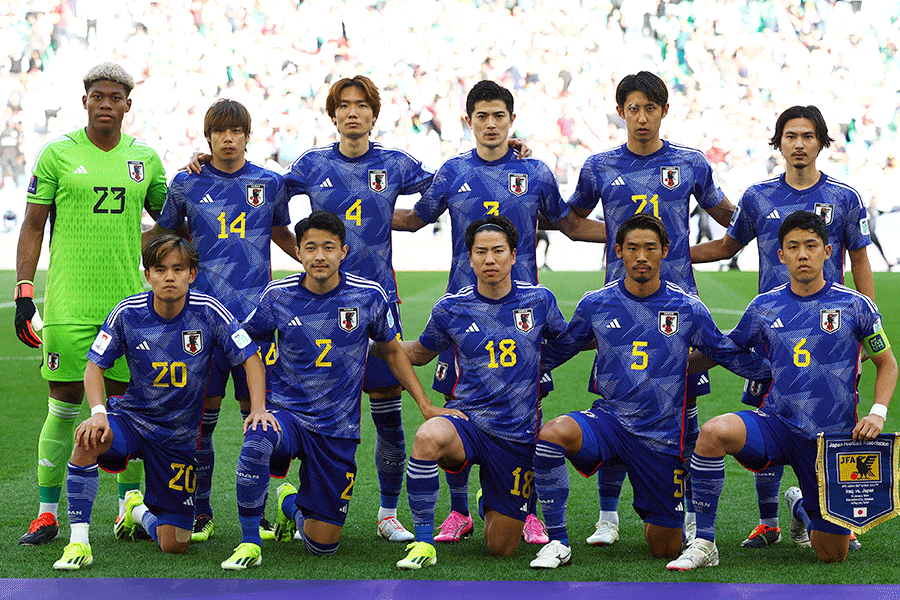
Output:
[91, 405, 108, 416]
[869, 404, 888, 419]
[14, 280, 35, 300]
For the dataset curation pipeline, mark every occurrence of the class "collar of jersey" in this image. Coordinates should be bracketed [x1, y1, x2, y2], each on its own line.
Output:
[147, 291, 189, 323]
[332, 141, 374, 163]
[296, 271, 346, 298]
[472, 280, 518, 304]
[778, 172, 828, 195]
[470, 147, 515, 166]
[620, 140, 669, 161]
[205, 161, 251, 179]
[785, 280, 832, 302]
[617, 277, 666, 302]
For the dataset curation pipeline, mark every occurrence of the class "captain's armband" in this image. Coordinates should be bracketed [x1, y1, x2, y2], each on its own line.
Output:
[862, 327, 891, 358]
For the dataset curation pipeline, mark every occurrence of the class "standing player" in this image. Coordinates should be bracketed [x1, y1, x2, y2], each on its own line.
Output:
[52, 235, 266, 570]
[668, 211, 896, 571]
[148, 98, 296, 542]
[221, 211, 438, 570]
[388, 216, 569, 570]
[529, 214, 769, 569]
[690, 106, 874, 550]
[16, 62, 166, 545]
[392, 79, 604, 544]
[567, 71, 736, 546]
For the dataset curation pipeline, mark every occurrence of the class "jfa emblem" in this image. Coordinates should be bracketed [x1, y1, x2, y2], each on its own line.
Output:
[127, 160, 145, 183]
[658, 311, 679, 336]
[838, 453, 880, 483]
[183, 330, 203, 355]
[247, 185, 265, 207]
[661, 166, 680, 190]
[339, 307, 359, 332]
[514, 309, 534, 332]
[748, 379, 765, 397]
[814, 203, 834, 225]
[47, 352, 60, 371]
[509, 173, 528, 196]
[435, 361, 449, 381]
[369, 170, 387, 192]
[821, 309, 841, 333]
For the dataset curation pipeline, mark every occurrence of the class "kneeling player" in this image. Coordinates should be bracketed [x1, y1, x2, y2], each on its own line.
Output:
[386, 216, 569, 569]
[53, 235, 266, 570]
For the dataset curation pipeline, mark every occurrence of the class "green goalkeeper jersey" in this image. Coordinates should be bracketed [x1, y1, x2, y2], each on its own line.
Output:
[27, 128, 167, 325]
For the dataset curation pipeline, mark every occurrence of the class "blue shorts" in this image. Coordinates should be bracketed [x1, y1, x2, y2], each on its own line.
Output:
[569, 408, 685, 529]
[442, 415, 533, 522]
[207, 338, 277, 399]
[432, 347, 554, 397]
[364, 303, 403, 392]
[99, 412, 194, 530]
[734, 410, 850, 536]
[740, 342, 771, 408]
[267, 409, 358, 527]
[589, 367, 709, 399]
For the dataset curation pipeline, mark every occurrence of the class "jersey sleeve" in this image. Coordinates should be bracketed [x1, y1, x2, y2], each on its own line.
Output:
[419, 298, 453, 353]
[86, 308, 127, 369]
[26, 143, 61, 203]
[367, 291, 395, 344]
[156, 173, 188, 230]
[542, 292, 595, 371]
[691, 299, 769, 380]
[856, 300, 891, 358]
[694, 158, 724, 210]
[272, 174, 291, 227]
[242, 286, 277, 339]
[725, 193, 756, 246]
[212, 310, 260, 368]
[568, 156, 600, 212]
[536, 162, 571, 224]
[842, 187, 872, 251]
[541, 288, 569, 341]
[413, 162, 452, 224]
[283, 156, 309, 198]
[727, 297, 764, 351]
[400, 157, 435, 196]
[144, 149, 167, 212]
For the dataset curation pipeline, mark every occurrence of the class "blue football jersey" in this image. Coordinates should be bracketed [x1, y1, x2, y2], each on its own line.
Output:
[419, 281, 568, 444]
[729, 282, 883, 439]
[243, 272, 396, 440]
[284, 142, 433, 303]
[543, 279, 768, 456]
[570, 142, 724, 294]
[726, 174, 871, 293]
[414, 148, 570, 293]
[157, 162, 290, 320]
[87, 291, 258, 446]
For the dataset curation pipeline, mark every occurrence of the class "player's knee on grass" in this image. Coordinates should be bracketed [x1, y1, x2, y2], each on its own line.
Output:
[810, 530, 849, 563]
[537, 415, 582, 455]
[157, 525, 191, 554]
[644, 523, 682, 559]
[484, 512, 523, 556]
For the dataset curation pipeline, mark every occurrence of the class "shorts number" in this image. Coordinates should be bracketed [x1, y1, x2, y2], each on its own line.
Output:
[93, 186, 126, 214]
[674, 468, 685, 498]
[793, 338, 811, 367]
[510, 467, 534, 499]
[257, 342, 278, 366]
[631, 194, 659, 217]
[168, 462, 196, 493]
[486, 339, 517, 368]
[483, 201, 499, 216]
[631, 341, 649, 370]
[346, 199, 362, 226]
[341, 472, 355, 500]
[152, 361, 187, 387]
[315, 339, 332, 367]
[217, 211, 246, 239]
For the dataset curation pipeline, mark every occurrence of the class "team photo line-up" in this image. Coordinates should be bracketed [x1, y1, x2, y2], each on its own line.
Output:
[12, 62, 895, 573]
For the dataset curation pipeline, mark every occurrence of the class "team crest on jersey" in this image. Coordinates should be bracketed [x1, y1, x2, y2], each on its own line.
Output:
[514, 309, 534, 332]
[369, 170, 387, 192]
[127, 160, 145, 183]
[47, 352, 60, 371]
[247, 185, 265, 207]
[339, 307, 359, 332]
[658, 311, 679, 336]
[509, 173, 528, 196]
[814, 203, 835, 225]
[661, 166, 680, 190]
[821, 309, 841, 334]
[435, 361, 449, 381]
[182, 330, 203, 355]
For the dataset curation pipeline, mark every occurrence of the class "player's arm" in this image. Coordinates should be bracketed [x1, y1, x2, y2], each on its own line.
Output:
[852, 348, 897, 441]
[75, 361, 113, 451]
[691, 233, 744, 263]
[271, 225, 300, 263]
[392, 208, 428, 232]
[704, 196, 736, 228]
[848, 247, 875, 301]
[183, 151, 210, 175]
[14, 202, 51, 347]
[241, 353, 280, 434]
[508, 138, 532, 158]
[553, 210, 606, 243]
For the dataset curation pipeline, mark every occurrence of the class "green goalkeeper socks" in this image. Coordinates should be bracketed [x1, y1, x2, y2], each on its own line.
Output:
[37, 398, 80, 502]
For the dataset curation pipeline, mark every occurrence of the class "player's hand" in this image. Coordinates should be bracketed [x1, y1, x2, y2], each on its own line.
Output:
[508, 138, 532, 158]
[182, 152, 211, 174]
[420, 405, 468, 421]
[75, 413, 111, 450]
[852, 414, 884, 441]
[14, 281, 42, 348]
[243, 409, 281, 434]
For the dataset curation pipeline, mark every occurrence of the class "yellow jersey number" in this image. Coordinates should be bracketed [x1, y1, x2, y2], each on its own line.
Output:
[631, 194, 659, 218]
[486, 339, 517, 368]
[152, 362, 187, 388]
[217, 212, 246, 239]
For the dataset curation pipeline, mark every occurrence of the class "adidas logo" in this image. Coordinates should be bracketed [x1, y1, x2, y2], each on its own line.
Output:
[136, 341, 150, 351]
[606, 319, 621, 329]
[458, 183, 471, 193]
[38, 459, 55, 468]
[465, 323, 480, 333]
[200, 194, 214, 204]
[288, 317, 303, 327]
[340, 504, 348, 514]
[771, 318, 784, 328]
[611, 176, 625, 186]
[698, 374, 709, 385]
[520, 503, 528, 512]
[540, 372, 552, 383]
[74, 165, 88, 174]
[183, 497, 194, 507]
[320, 178, 333, 188]
[766, 209, 781, 219]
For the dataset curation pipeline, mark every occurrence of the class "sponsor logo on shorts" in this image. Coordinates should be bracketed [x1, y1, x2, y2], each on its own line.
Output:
[435, 361, 448, 381]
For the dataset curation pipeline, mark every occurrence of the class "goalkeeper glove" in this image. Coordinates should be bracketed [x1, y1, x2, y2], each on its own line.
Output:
[14, 280, 42, 348]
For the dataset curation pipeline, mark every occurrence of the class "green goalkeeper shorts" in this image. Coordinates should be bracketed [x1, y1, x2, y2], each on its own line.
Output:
[41, 324, 129, 383]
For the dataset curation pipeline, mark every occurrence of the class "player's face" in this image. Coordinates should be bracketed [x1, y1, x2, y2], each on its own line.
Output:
[469, 231, 516, 285]
[83, 80, 131, 133]
[778, 227, 832, 285]
[333, 85, 375, 141]
[298, 228, 348, 285]
[208, 125, 248, 162]
[144, 249, 197, 304]
[466, 100, 515, 151]
[615, 228, 669, 285]
[779, 118, 822, 170]
[616, 91, 668, 145]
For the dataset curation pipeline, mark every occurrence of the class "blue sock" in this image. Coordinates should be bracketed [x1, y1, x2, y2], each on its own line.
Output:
[239, 515, 262, 546]
[66, 463, 99, 525]
[597, 463, 626, 512]
[371, 395, 405, 510]
[236, 426, 278, 544]
[683, 405, 699, 516]
[755, 464, 784, 525]
[193, 407, 219, 519]
[690, 453, 725, 543]
[791, 491, 812, 530]
[406, 457, 439, 544]
[534, 440, 569, 546]
[446, 466, 471, 516]
[140, 509, 159, 542]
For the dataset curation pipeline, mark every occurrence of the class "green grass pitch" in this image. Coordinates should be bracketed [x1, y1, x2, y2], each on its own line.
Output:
[1, 270, 898, 582]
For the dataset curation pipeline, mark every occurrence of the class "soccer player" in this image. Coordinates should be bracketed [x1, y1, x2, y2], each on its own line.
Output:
[668, 211, 896, 571]
[15, 62, 166, 545]
[691, 106, 874, 550]
[220, 210, 437, 570]
[52, 235, 266, 570]
[388, 216, 568, 569]
[392, 79, 604, 544]
[567, 71, 736, 546]
[147, 98, 296, 542]
[528, 214, 769, 569]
